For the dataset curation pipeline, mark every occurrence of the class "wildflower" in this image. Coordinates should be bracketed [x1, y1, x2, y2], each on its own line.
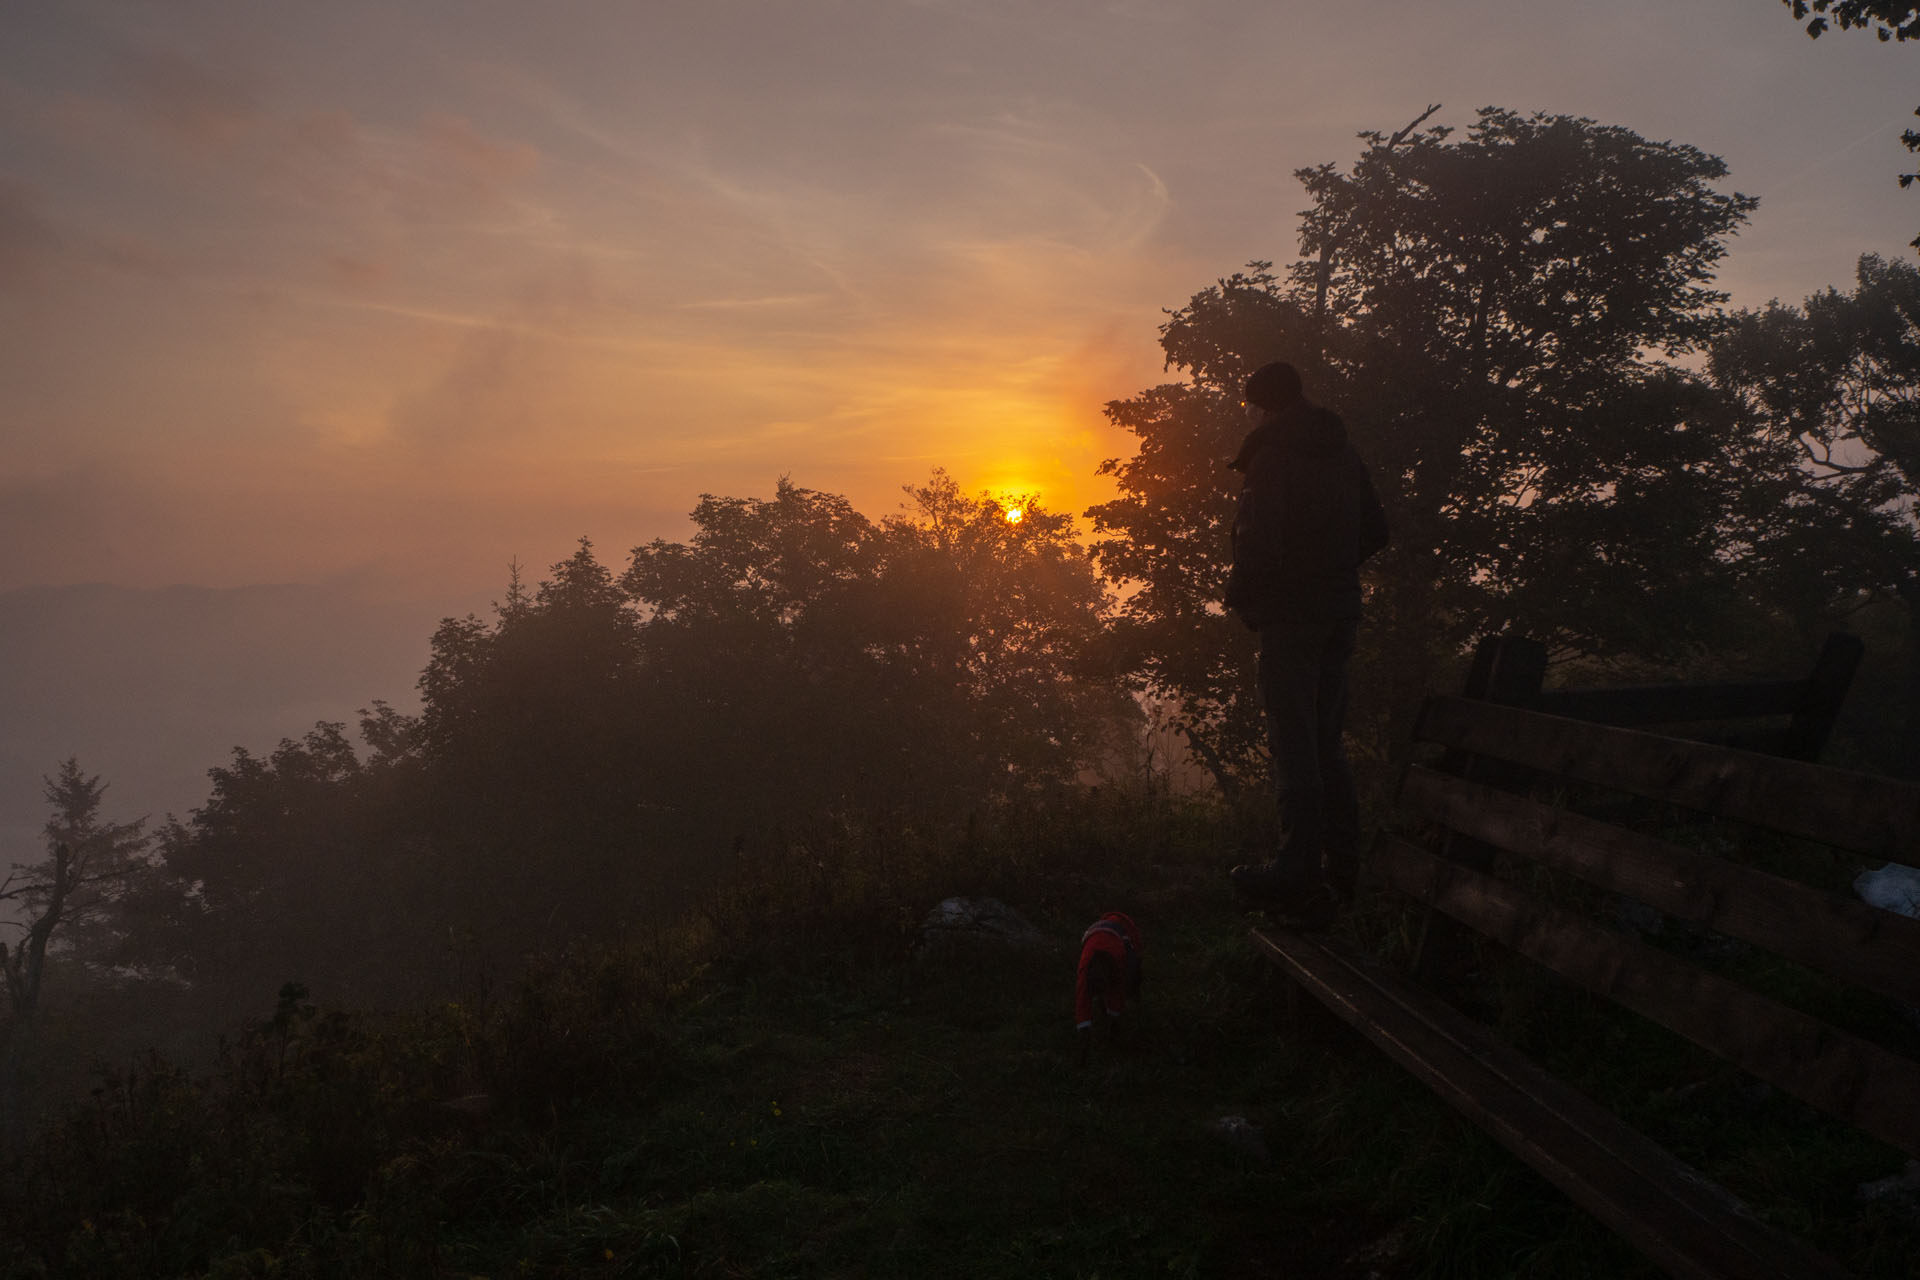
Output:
[603, 1248, 614, 1261]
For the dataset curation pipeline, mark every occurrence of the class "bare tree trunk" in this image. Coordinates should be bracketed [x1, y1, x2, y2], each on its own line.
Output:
[0, 844, 71, 1151]
[0, 1019, 26, 1152]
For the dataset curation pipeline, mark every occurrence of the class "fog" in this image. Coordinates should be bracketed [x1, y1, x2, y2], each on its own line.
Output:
[0, 581, 492, 859]
[3, 0, 1919, 1208]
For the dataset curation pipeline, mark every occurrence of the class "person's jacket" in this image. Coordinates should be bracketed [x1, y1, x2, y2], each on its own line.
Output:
[1224, 398, 1390, 628]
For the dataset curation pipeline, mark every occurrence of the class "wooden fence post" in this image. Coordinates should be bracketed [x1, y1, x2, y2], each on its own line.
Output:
[1783, 632, 1864, 763]
[1413, 634, 1546, 982]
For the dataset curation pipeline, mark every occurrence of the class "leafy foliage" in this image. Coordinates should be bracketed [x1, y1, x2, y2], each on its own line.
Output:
[131, 721, 430, 1008]
[5, 762, 151, 971]
[132, 474, 1135, 1006]
[3, 787, 1913, 1279]
[1786, 1, 1919, 42]
[2, 762, 151, 1146]
[1712, 252, 1920, 769]
[622, 472, 1135, 830]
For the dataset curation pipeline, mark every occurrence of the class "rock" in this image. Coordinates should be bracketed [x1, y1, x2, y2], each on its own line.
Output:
[913, 896, 1049, 961]
[1855, 865, 1920, 1029]
[1208, 1114, 1270, 1163]
[1855, 863, 1920, 918]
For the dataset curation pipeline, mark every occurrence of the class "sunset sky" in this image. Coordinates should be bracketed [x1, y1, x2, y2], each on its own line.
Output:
[3, 0, 1916, 598]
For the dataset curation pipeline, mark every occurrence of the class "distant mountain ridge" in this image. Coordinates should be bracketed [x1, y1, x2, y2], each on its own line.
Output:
[0, 580, 489, 863]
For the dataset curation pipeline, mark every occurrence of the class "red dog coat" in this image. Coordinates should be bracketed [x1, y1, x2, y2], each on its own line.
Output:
[1075, 911, 1144, 1029]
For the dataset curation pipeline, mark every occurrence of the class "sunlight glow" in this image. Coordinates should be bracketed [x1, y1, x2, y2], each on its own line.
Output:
[1003, 506, 1025, 524]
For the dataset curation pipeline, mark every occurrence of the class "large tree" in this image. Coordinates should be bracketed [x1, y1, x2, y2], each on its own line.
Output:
[137, 543, 659, 1006]
[621, 480, 903, 841]
[873, 471, 1136, 791]
[1091, 109, 1760, 791]
[417, 537, 656, 932]
[142, 719, 432, 1006]
[623, 472, 1135, 827]
[1712, 252, 1920, 771]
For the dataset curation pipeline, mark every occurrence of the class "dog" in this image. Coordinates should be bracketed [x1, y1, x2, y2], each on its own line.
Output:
[1075, 911, 1143, 1063]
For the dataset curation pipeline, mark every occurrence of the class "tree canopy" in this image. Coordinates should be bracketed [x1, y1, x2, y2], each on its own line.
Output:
[1712, 252, 1920, 768]
[1786, 1, 1919, 41]
[623, 472, 1135, 828]
[136, 473, 1135, 999]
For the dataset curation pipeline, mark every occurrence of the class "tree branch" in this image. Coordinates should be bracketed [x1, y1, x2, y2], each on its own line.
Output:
[1383, 103, 1444, 151]
[1316, 105, 1444, 329]
[17, 845, 72, 1017]
[1176, 722, 1242, 804]
[1796, 432, 1876, 474]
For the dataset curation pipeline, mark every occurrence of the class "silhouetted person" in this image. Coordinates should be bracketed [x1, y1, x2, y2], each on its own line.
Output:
[1224, 362, 1389, 913]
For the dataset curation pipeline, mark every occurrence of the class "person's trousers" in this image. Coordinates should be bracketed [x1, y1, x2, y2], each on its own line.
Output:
[1256, 618, 1361, 887]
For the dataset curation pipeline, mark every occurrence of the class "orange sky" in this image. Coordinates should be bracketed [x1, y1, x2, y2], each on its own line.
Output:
[3, 0, 1917, 597]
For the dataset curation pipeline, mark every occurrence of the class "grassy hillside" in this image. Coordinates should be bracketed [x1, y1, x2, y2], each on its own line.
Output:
[2, 789, 1913, 1278]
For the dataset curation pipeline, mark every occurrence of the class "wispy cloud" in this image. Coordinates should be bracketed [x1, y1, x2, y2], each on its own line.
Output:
[2, 0, 1913, 595]
[676, 293, 837, 311]
[112, 42, 262, 151]
[0, 178, 61, 292]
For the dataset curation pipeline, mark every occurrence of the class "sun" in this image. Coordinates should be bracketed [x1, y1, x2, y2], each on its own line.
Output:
[1003, 505, 1024, 524]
